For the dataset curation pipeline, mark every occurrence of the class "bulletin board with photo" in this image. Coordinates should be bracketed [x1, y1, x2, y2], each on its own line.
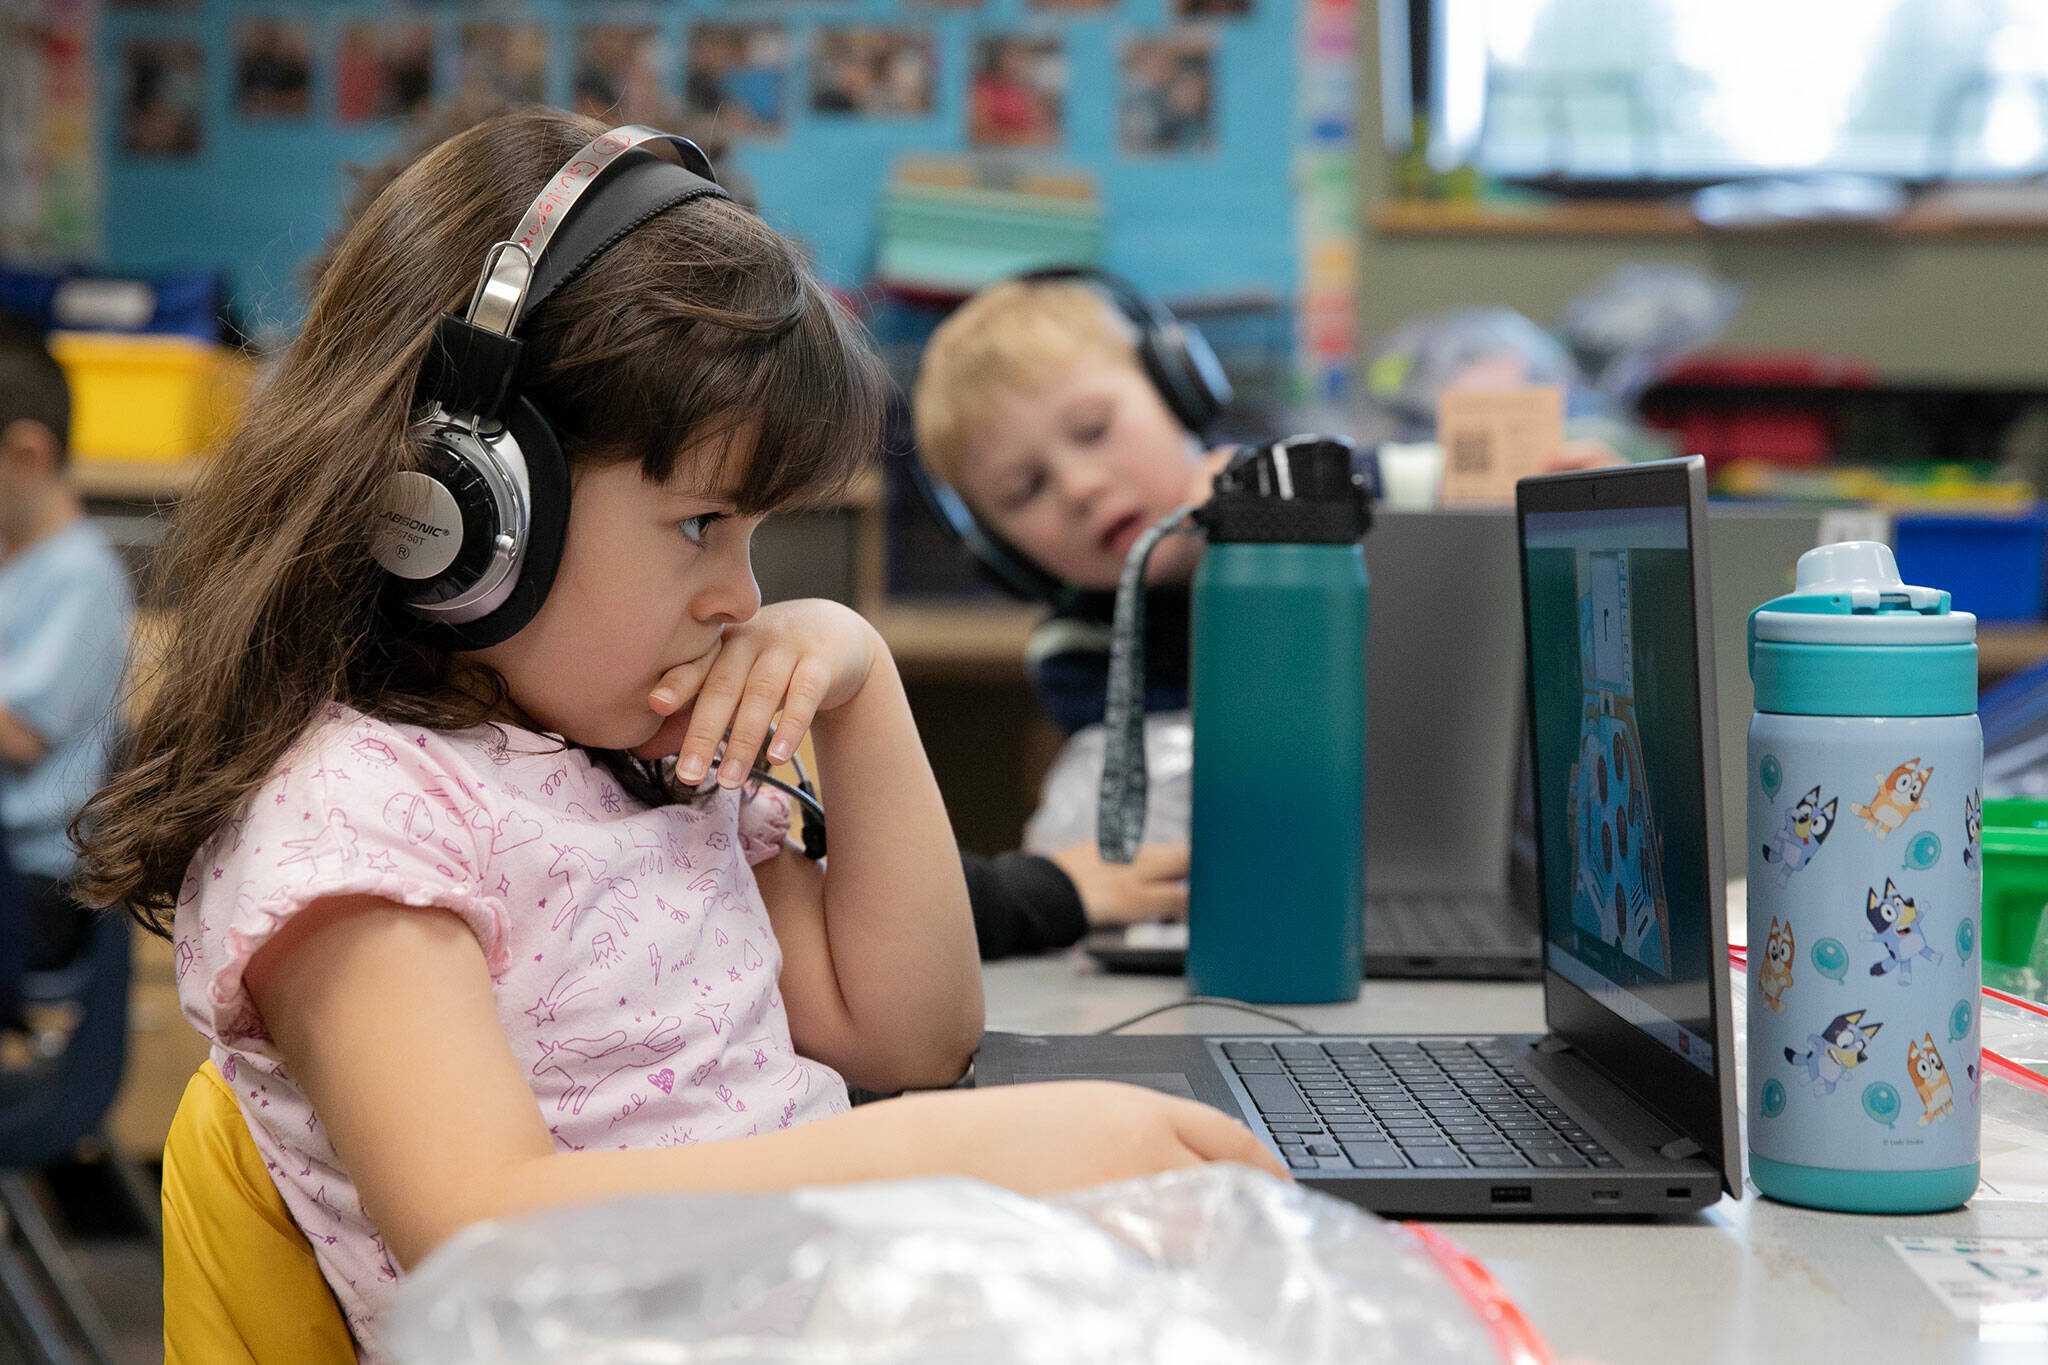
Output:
[97, 0, 1354, 395]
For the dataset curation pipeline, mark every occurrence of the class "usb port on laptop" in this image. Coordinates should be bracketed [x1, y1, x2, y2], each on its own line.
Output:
[1489, 1185, 1533, 1206]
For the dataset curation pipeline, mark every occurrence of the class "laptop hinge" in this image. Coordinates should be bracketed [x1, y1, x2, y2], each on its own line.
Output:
[1534, 1034, 1572, 1054]
[1658, 1136, 1704, 1162]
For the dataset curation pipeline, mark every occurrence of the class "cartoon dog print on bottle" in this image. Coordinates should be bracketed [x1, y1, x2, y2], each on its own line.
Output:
[1907, 1033, 1955, 1126]
[1785, 1009, 1882, 1096]
[1963, 789, 1982, 871]
[1760, 785, 1837, 881]
[1851, 758, 1932, 840]
[1759, 917, 1794, 1013]
[1862, 879, 1943, 984]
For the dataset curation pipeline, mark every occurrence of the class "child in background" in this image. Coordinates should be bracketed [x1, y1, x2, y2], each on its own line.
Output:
[75, 112, 1279, 1353]
[913, 277, 1616, 917]
[915, 276, 1231, 738]
[0, 325, 133, 977]
[914, 277, 1620, 734]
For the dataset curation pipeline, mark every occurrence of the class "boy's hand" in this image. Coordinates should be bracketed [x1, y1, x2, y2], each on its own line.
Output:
[636, 599, 880, 788]
[1048, 842, 1189, 926]
[1186, 445, 1236, 506]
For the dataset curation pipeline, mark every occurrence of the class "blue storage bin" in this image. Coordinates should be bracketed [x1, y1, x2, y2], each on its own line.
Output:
[1892, 507, 2048, 623]
[0, 266, 224, 341]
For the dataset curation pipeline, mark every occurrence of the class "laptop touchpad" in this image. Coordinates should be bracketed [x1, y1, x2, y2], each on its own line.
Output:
[1035, 1072, 1199, 1101]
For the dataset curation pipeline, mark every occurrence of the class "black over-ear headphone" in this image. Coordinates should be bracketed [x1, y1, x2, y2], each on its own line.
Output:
[1018, 267, 1232, 436]
[369, 125, 730, 649]
[907, 266, 1233, 608]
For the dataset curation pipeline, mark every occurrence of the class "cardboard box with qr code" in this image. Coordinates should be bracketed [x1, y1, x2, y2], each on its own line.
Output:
[1436, 386, 1565, 507]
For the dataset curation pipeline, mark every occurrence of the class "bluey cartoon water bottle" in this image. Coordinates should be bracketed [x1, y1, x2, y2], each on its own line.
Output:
[1747, 542, 1981, 1213]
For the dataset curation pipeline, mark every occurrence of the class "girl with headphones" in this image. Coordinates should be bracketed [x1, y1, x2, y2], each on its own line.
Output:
[75, 110, 1280, 1351]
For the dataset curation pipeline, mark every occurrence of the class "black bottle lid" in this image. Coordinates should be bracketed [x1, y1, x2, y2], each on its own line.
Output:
[1196, 435, 1372, 544]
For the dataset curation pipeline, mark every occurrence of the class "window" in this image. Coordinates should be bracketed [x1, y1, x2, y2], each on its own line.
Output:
[1388, 0, 2048, 187]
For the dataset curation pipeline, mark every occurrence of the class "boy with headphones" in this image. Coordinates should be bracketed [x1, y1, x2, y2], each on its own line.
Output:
[909, 271, 1238, 949]
[911, 272, 1619, 956]
[913, 269, 1233, 736]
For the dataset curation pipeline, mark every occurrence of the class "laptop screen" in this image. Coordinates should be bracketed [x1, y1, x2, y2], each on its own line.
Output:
[1518, 461, 1736, 1181]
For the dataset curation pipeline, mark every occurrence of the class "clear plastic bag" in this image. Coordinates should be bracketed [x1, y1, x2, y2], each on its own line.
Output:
[1556, 263, 1744, 409]
[1023, 712, 1192, 856]
[1732, 945, 2048, 1199]
[1356, 306, 1589, 448]
[382, 1166, 1523, 1364]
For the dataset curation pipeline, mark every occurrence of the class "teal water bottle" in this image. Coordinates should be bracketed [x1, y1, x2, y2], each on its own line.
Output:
[1746, 542, 1981, 1213]
[1186, 438, 1371, 1003]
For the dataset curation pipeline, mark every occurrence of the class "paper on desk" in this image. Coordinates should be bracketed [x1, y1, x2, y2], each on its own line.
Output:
[1887, 1236, 2048, 1338]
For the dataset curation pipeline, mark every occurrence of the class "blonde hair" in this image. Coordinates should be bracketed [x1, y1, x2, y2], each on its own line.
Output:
[912, 279, 1138, 489]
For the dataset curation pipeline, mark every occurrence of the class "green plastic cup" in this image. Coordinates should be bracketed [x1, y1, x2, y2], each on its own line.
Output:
[1981, 798, 2048, 972]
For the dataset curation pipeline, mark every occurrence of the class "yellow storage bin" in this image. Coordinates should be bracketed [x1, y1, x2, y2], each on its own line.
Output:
[48, 330, 254, 465]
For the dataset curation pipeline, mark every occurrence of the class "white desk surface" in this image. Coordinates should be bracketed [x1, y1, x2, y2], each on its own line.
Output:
[982, 954, 2048, 1364]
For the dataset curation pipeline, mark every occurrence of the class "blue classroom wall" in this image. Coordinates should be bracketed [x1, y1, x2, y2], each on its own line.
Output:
[100, 0, 1300, 346]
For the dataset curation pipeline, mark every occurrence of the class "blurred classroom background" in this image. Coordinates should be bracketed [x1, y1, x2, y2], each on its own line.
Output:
[11, 1, 2048, 1352]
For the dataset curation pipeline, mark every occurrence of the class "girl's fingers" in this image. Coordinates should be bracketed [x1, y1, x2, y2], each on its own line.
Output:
[649, 646, 721, 717]
[718, 653, 797, 788]
[766, 657, 832, 766]
[1166, 1101, 1291, 1179]
[675, 645, 757, 784]
[631, 704, 695, 761]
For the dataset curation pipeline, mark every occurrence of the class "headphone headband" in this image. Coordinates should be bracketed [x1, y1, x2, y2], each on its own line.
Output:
[469, 126, 722, 339]
[377, 124, 729, 647]
[1020, 266, 1174, 342]
[1014, 265, 1232, 439]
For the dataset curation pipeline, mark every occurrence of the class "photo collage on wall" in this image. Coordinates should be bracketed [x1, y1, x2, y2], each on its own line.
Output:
[111, 0, 1253, 161]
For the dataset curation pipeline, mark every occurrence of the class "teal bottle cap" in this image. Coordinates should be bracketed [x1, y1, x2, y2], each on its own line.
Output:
[1748, 542, 1978, 717]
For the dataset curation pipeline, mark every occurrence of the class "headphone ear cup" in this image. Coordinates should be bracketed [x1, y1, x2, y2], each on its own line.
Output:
[1143, 320, 1232, 438]
[473, 396, 570, 645]
[904, 450, 1072, 608]
[375, 433, 505, 607]
[387, 397, 571, 652]
[448, 397, 570, 649]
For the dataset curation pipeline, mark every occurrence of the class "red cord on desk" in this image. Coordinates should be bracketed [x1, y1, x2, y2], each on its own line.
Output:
[1398, 1221, 1555, 1365]
[1729, 945, 2048, 1098]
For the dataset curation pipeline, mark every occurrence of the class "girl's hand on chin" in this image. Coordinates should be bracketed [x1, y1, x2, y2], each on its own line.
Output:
[637, 600, 880, 787]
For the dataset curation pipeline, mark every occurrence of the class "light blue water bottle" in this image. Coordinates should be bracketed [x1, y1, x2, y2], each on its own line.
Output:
[1747, 542, 1981, 1213]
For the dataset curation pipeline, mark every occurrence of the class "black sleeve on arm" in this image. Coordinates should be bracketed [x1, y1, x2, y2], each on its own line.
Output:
[961, 850, 1088, 961]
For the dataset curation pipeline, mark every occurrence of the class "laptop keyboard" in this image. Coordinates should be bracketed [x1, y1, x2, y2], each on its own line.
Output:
[1221, 1039, 1619, 1173]
[1369, 894, 1529, 954]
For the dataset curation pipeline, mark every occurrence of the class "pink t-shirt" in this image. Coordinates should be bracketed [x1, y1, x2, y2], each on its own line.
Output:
[173, 705, 849, 1350]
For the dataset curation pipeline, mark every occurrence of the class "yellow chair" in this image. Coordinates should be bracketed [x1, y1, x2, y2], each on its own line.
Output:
[161, 1062, 355, 1364]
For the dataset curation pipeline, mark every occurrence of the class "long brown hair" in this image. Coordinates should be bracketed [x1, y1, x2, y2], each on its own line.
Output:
[75, 109, 887, 934]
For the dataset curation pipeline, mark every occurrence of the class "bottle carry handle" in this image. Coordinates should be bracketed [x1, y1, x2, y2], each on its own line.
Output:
[1097, 506, 1199, 865]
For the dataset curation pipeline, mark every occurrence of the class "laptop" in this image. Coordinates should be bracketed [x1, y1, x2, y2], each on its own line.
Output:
[1085, 509, 1543, 981]
[1085, 503, 1829, 981]
[1702, 507, 1827, 876]
[979, 458, 1743, 1217]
